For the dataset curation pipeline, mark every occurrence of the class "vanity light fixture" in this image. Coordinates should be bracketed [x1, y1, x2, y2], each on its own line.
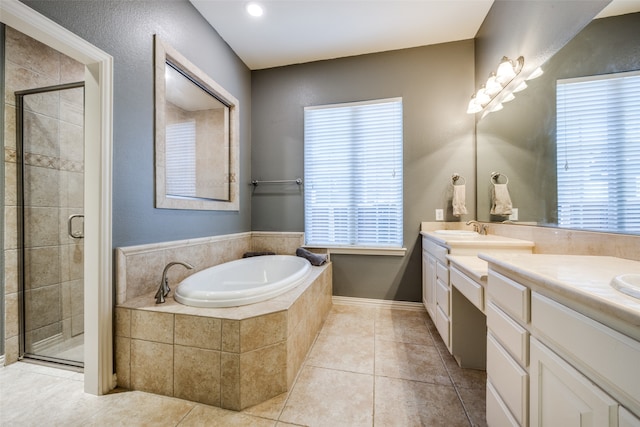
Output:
[467, 56, 530, 115]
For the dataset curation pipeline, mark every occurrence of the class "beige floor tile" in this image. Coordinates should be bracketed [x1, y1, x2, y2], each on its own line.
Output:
[305, 332, 374, 374]
[441, 352, 487, 390]
[375, 339, 452, 386]
[243, 392, 288, 420]
[84, 390, 195, 426]
[319, 307, 376, 338]
[375, 310, 434, 346]
[458, 386, 488, 427]
[178, 404, 277, 426]
[374, 376, 470, 427]
[279, 366, 373, 427]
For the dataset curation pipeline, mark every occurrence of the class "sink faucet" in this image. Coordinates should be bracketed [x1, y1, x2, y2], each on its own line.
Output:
[466, 220, 488, 235]
[155, 261, 194, 304]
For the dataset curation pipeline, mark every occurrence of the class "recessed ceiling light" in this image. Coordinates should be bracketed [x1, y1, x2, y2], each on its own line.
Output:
[246, 2, 264, 17]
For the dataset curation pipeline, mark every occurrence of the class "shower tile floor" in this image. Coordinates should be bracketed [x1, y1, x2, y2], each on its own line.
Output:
[0, 303, 486, 426]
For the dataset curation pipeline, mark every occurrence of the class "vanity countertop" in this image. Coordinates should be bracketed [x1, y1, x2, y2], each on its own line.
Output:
[479, 253, 640, 340]
[421, 230, 535, 250]
[447, 255, 488, 283]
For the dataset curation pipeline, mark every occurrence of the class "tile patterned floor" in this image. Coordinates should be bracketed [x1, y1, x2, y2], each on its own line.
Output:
[0, 303, 486, 426]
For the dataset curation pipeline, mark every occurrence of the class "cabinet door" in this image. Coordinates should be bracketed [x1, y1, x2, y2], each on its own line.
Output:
[530, 337, 618, 427]
[424, 253, 437, 320]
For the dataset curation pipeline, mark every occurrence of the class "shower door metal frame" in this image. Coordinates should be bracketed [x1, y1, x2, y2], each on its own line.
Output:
[16, 81, 85, 368]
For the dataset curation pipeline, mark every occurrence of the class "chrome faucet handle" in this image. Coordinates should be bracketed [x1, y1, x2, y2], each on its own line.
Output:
[156, 261, 194, 304]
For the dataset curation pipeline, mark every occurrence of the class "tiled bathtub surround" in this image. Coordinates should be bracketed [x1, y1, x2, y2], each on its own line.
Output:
[115, 262, 332, 410]
[115, 230, 329, 410]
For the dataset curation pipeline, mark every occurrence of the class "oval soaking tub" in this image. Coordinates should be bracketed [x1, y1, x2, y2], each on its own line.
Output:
[174, 255, 312, 308]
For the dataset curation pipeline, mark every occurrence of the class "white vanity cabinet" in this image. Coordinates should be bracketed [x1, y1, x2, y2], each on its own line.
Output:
[482, 255, 640, 427]
[421, 229, 533, 355]
[422, 237, 450, 348]
[486, 270, 531, 426]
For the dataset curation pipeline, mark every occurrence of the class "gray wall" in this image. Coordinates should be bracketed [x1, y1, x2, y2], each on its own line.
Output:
[477, 12, 640, 224]
[22, 0, 252, 248]
[251, 42, 476, 301]
[474, 0, 609, 91]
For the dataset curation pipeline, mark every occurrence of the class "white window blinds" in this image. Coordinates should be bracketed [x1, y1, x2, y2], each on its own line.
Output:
[557, 71, 640, 233]
[304, 98, 403, 247]
[166, 120, 197, 197]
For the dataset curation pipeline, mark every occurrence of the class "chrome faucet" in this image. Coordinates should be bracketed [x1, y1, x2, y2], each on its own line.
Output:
[466, 220, 488, 235]
[155, 261, 194, 304]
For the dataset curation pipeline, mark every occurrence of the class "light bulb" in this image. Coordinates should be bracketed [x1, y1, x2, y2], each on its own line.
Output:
[485, 73, 503, 96]
[496, 57, 516, 83]
[467, 96, 482, 114]
[513, 81, 528, 93]
[476, 87, 491, 106]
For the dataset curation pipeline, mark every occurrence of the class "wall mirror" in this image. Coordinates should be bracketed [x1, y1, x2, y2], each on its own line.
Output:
[476, 11, 640, 235]
[154, 35, 239, 210]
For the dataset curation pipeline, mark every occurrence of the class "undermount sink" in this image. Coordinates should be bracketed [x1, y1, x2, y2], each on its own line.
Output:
[611, 274, 640, 299]
[434, 230, 478, 236]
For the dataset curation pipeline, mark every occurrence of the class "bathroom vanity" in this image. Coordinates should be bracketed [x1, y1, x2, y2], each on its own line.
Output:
[481, 254, 640, 427]
[420, 227, 534, 366]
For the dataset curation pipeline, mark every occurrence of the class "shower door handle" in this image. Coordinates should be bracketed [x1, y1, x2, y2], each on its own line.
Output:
[68, 214, 84, 239]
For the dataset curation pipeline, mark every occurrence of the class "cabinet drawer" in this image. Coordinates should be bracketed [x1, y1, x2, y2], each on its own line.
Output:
[436, 261, 449, 283]
[487, 380, 519, 427]
[487, 301, 529, 367]
[423, 238, 448, 264]
[435, 305, 450, 348]
[450, 266, 484, 312]
[488, 270, 530, 324]
[436, 279, 450, 316]
[532, 292, 640, 412]
[487, 332, 528, 425]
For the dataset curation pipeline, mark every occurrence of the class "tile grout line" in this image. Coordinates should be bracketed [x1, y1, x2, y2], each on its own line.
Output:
[424, 318, 475, 427]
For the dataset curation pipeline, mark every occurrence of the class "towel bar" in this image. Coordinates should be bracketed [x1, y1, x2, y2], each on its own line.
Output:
[250, 178, 302, 186]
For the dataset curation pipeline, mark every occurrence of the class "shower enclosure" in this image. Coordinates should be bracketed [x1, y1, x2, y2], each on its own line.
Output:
[16, 82, 85, 367]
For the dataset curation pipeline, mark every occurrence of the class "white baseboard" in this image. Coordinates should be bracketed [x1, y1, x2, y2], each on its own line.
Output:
[332, 296, 425, 311]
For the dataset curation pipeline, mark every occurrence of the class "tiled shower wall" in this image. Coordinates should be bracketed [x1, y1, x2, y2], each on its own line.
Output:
[3, 27, 84, 363]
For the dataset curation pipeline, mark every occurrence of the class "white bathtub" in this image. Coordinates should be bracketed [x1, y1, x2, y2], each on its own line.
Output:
[174, 255, 312, 308]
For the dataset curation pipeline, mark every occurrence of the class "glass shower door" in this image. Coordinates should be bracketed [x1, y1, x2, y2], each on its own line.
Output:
[17, 82, 85, 367]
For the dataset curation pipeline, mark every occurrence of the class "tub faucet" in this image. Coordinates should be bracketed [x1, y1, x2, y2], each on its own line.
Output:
[466, 220, 488, 235]
[155, 261, 194, 304]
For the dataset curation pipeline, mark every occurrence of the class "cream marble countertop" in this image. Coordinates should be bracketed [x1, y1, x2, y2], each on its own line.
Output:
[479, 253, 640, 340]
[447, 255, 488, 284]
[420, 230, 535, 250]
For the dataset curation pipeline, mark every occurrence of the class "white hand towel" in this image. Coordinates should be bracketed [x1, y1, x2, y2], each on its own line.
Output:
[452, 184, 467, 217]
[491, 183, 513, 216]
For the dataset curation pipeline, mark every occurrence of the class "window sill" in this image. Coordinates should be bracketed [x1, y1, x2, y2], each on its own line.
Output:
[304, 245, 406, 257]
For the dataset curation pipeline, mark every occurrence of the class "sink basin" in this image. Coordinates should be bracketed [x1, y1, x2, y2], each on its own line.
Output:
[611, 274, 640, 299]
[434, 230, 478, 236]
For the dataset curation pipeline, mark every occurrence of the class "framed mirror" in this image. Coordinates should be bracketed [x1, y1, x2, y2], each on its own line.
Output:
[154, 35, 239, 210]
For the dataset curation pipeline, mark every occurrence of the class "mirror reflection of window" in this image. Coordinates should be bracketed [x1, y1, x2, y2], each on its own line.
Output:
[166, 120, 196, 197]
[556, 71, 640, 233]
[164, 62, 231, 201]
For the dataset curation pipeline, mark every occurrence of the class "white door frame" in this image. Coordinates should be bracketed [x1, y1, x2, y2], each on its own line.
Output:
[1, 0, 114, 394]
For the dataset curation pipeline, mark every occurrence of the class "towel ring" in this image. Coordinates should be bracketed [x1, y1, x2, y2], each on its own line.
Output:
[490, 172, 509, 185]
[452, 173, 466, 186]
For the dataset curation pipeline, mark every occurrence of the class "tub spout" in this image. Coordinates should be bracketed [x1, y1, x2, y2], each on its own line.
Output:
[156, 261, 194, 304]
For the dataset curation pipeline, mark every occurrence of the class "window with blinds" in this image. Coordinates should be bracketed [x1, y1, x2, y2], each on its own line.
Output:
[556, 71, 640, 233]
[166, 120, 197, 197]
[304, 98, 403, 248]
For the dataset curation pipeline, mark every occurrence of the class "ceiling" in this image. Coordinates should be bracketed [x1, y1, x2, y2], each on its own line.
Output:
[190, 0, 640, 71]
